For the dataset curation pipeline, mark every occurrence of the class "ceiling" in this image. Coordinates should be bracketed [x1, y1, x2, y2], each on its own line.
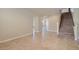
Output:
[27, 8, 62, 16]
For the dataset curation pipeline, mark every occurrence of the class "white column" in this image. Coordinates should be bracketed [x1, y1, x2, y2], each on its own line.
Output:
[32, 16, 36, 40]
[32, 16, 39, 40]
[42, 16, 48, 40]
[57, 22, 59, 35]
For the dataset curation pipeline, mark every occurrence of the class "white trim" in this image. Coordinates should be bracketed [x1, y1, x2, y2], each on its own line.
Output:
[73, 25, 78, 40]
[57, 22, 59, 35]
[35, 31, 40, 32]
[0, 32, 32, 43]
[56, 14, 61, 35]
[48, 30, 57, 33]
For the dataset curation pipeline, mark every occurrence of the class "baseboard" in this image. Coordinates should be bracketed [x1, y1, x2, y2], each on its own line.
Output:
[48, 30, 57, 33]
[0, 32, 32, 43]
[35, 31, 40, 32]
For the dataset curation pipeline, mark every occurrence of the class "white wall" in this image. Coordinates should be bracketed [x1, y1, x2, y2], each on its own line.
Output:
[0, 9, 35, 41]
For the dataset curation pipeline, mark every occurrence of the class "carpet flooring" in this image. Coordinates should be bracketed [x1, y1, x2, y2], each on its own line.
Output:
[59, 13, 74, 36]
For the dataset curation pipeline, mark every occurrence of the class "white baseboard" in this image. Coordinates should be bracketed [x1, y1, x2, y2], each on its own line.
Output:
[48, 30, 57, 33]
[35, 31, 40, 32]
[0, 32, 32, 43]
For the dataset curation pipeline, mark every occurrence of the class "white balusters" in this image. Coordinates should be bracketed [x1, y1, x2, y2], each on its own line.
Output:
[74, 25, 78, 40]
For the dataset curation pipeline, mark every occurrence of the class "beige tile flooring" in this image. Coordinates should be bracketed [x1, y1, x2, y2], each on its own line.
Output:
[0, 32, 79, 50]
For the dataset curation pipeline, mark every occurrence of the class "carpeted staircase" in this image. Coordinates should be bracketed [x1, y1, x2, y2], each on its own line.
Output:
[59, 12, 74, 37]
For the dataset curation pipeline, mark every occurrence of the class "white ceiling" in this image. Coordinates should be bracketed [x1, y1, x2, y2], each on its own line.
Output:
[27, 8, 62, 16]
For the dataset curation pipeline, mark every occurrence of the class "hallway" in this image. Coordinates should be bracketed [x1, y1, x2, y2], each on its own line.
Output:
[59, 12, 74, 38]
[0, 8, 79, 50]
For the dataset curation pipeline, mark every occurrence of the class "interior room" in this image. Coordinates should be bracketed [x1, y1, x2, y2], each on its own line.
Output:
[0, 8, 79, 50]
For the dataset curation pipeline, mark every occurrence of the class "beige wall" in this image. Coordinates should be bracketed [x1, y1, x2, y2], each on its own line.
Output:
[0, 8, 61, 41]
[27, 8, 61, 16]
[30, 8, 61, 33]
[0, 19, 3, 39]
[35, 14, 61, 33]
[0, 9, 35, 41]
[48, 14, 61, 32]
